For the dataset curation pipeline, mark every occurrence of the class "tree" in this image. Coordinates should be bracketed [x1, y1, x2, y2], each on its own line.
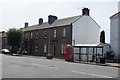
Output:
[100, 30, 105, 44]
[6, 28, 23, 52]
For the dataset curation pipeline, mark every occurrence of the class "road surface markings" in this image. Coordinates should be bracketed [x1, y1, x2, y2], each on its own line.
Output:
[72, 70, 113, 78]
[31, 63, 58, 70]
[12, 61, 58, 70]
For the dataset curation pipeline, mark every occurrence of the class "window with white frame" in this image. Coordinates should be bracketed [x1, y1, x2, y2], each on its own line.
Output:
[35, 44, 38, 53]
[44, 44, 47, 53]
[63, 28, 66, 37]
[61, 44, 64, 54]
[53, 29, 57, 38]
[44, 30, 47, 38]
[30, 32, 33, 39]
[64, 44, 66, 54]
[36, 32, 38, 40]
[61, 44, 66, 54]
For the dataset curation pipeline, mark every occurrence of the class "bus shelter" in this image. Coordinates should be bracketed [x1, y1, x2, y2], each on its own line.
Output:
[73, 44, 104, 63]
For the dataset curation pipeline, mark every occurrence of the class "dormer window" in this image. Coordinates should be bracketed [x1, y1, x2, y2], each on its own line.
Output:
[54, 29, 57, 38]
[44, 30, 47, 39]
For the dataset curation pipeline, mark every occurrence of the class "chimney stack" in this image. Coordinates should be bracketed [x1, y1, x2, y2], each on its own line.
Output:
[24, 22, 28, 28]
[39, 18, 43, 25]
[48, 15, 57, 24]
[82, 8, 90, 16]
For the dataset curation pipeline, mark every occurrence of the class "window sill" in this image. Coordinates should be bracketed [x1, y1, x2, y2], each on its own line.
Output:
[61, 53, 65, 55]
[44, 37, 47, 39]
[62, 37, 66, 38]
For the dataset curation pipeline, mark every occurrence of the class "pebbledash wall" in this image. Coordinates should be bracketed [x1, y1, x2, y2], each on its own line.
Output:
[22, 8, 100, 59]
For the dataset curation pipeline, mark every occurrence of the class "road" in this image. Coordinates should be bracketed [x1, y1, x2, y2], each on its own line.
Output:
[1, 54, 119, 78]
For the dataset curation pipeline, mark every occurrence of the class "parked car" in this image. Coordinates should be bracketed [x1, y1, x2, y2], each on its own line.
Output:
[22, 50, 28, 55]
[1, 49, 10, 54]
[16, 50, 28, 55]
[17, 50, 21, 54]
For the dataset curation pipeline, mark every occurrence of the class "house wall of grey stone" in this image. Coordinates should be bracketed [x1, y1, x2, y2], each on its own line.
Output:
[24, 25, 72, 58]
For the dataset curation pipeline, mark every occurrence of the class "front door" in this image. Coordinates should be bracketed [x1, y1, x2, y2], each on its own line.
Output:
[28, 42, 32, 55]
[52, 44, 56, 56]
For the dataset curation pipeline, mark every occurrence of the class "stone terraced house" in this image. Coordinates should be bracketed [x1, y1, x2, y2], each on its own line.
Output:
[22, 8, 100, 58]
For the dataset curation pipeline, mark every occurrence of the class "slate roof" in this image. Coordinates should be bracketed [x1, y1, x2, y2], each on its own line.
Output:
[22, 15, 82, 31]
[110, 12, 120, 19]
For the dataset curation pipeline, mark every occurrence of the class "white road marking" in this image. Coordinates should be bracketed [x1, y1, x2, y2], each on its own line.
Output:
[47, 66, 58, 70]
[8, 56, 116, 78]
[72, 71, 87, 75]
[31, 63, 58, 70]
[12, 61, 58, 70]
[72, 70, 113, 78]
[43, 65, 58, 70]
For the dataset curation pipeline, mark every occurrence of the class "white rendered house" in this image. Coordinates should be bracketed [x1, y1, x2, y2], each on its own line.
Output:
[71, 8, 101, 61]
[72, 8, 100, 45]
[110, 12, 120, 60]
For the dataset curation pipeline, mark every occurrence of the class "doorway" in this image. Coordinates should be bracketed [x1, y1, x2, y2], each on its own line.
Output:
[52, 44, 56, 56]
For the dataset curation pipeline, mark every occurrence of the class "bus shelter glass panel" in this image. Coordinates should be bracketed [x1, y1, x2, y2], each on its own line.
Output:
[74, 47, 80, 61]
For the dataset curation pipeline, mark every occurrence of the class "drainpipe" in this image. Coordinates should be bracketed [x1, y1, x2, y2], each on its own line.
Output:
[48, 28, 51, 55]
[73, 39, 75, 46]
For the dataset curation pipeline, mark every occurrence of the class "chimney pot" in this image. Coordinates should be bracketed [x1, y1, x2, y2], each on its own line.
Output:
[24, 22, 28, 28]
[39, 18, 43, 25]
[48, 15, 57, 24]
[82, 8, 90, 16]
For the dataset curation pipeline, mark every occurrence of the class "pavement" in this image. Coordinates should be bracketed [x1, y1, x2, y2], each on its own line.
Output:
[105, 63, 120, 68]
[18, 54, 120, 68]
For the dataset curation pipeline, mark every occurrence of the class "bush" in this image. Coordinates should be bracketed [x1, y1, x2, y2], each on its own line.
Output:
[46, 54, 53, 59]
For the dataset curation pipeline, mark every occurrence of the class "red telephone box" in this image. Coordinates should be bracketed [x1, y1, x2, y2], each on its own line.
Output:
[65, 44, 74, 61]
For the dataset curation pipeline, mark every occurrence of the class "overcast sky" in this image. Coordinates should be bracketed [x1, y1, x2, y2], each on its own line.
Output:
[0, 0, 119, 43]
